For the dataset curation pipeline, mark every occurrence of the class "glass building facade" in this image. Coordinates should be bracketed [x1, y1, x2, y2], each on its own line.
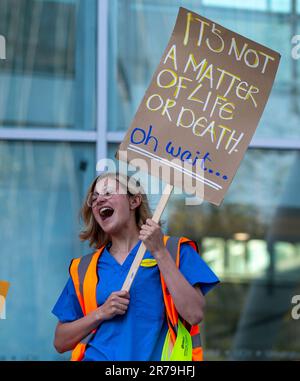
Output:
[0, 0, 299, 360]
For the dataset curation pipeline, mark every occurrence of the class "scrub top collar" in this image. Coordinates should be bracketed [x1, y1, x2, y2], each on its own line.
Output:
[104, 239, 142, 270]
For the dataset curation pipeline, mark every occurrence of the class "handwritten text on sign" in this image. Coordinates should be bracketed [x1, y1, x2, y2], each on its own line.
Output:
[117, 7, 280, 205]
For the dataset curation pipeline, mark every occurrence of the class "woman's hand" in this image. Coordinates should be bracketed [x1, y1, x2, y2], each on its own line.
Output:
[54, 290, 130, 354]
[96, 290, 130, 321]
[139, 219, 165, 257]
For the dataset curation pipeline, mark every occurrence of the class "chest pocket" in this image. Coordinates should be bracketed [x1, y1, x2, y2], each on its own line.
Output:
[131, 259, 165, 321]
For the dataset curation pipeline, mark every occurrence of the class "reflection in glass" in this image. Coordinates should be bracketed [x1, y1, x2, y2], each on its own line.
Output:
[0, 141, 95, 360]
[0, 0, 96, 130]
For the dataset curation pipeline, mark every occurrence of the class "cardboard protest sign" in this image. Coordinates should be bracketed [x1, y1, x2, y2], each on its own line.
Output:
[116, 7, 281, 206]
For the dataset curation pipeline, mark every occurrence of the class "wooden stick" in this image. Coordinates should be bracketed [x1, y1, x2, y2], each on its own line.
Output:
[122, 183, 174, 291]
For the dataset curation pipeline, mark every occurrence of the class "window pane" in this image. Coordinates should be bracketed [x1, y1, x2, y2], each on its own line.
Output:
[167, 149, 300, 360]
[0, 0, 96, 130]
[108, 0, 300, 139]
[0, 141, 95, 360]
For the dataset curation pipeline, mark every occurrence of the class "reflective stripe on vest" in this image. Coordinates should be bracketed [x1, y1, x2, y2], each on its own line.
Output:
[70, 246, 105, 361]
[162, 236, 203, 361]
[69, 236, 203, 361]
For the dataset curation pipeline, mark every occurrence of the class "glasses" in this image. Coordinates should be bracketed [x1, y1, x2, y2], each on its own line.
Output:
[87, 189, 132, 208]
[87, 191, 117, 208]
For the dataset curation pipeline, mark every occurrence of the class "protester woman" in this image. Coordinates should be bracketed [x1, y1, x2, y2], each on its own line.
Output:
[52, 172, 219, 361]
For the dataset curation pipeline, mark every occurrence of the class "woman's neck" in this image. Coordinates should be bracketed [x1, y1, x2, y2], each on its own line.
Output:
[109, 225, 140, 256]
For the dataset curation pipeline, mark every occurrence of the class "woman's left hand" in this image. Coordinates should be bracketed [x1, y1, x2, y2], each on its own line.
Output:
[139, 219, 165, 257]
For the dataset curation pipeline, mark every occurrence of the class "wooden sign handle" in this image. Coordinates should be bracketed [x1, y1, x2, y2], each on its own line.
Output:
[122, 183, 174, 291]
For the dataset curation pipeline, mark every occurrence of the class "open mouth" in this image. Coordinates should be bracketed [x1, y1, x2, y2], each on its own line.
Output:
[99, 206, 115, 221]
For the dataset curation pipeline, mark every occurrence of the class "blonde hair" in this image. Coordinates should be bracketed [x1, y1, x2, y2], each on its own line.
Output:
[79, 172, 152, 249]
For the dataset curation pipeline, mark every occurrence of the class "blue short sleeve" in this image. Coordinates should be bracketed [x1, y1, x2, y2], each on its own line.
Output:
[52, 277, 84, 323]
[179, 243, 220, 295]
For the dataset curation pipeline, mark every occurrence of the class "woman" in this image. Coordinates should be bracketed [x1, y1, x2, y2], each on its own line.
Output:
[52, 172, 219, 361]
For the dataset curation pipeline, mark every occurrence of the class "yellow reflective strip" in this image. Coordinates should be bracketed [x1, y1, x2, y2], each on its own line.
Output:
[140, 259, 157, 267]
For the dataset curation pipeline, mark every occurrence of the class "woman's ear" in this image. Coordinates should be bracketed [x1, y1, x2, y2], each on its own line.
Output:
[130, 194, 142, 210]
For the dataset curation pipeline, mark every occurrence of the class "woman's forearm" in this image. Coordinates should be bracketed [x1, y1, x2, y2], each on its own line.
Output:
[155, 247, 205, 326]
[54, 290, 130, 353]
[54, 309, 103, 353]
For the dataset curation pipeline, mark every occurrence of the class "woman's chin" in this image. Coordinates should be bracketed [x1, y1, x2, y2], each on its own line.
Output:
[100, 222, 120, 235]
[96, 214, 125, 235]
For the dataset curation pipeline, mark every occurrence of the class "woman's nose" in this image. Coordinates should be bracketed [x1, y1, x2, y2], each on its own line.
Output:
[93, 194, 107, 206]
[96, 194, 107, 204]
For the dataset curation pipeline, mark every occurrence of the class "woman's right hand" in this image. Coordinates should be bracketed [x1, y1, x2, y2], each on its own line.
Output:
[97, 290, 130, 321]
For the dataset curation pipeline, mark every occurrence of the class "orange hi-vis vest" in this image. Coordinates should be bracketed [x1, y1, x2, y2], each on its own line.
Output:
[69, 235, 203, 361]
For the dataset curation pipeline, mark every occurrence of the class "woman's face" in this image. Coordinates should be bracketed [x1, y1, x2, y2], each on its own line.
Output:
[91, 176, 139, 235]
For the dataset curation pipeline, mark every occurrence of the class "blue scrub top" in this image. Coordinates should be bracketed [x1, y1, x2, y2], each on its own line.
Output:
[52, 240, 220, 361]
